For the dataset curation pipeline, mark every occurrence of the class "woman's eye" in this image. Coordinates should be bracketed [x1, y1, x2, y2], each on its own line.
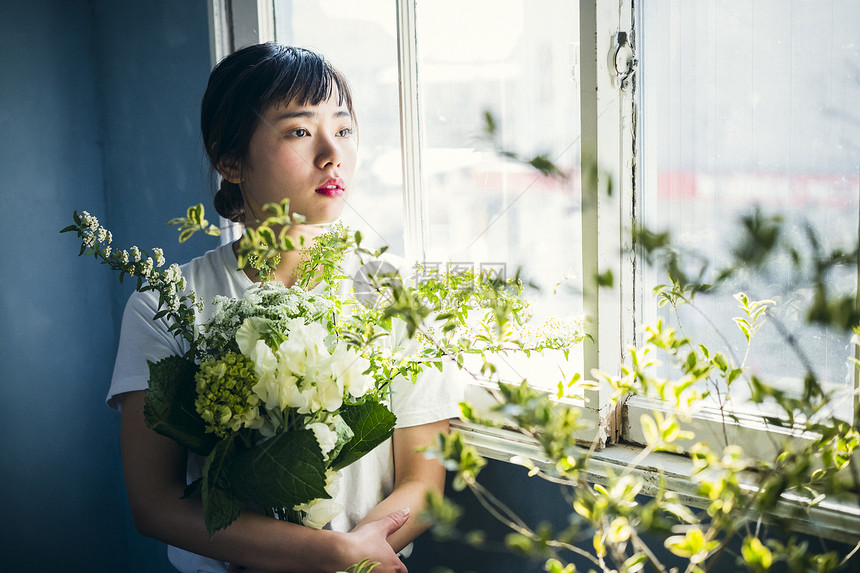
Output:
[290, 128, 309, 137]
[337, 128, 353, 137]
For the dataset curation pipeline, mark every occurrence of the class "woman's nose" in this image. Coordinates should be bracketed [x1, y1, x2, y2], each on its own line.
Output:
[315, 135, 342, 169]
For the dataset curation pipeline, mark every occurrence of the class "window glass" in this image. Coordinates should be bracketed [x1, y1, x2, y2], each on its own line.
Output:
[416, 0, 583, 391]
[639, 1, 860, 420]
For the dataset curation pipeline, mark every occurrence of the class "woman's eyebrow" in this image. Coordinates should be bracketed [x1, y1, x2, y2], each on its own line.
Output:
[274, 109, 352, 121]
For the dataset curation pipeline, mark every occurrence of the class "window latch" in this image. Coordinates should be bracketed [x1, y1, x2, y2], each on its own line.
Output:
[612, 31, 637, 92]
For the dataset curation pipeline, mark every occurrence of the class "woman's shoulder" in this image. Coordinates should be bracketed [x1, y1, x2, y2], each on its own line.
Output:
[179, 242, 252, 299]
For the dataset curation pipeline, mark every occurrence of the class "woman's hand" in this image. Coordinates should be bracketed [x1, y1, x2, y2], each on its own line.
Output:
[226, 509, 409, 573]
[338, 508, 410, 573]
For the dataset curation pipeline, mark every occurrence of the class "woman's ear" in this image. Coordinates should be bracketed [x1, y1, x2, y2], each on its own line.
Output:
[217, 157, 242, 184]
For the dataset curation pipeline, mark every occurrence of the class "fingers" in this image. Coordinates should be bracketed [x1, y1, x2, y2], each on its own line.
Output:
[381, 507, 410, 537]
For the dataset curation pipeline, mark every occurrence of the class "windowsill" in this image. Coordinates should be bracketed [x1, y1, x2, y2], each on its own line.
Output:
[451, 419, 860, 545]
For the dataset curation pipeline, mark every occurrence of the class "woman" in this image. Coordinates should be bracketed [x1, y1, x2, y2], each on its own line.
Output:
[109, 43, 457, 573]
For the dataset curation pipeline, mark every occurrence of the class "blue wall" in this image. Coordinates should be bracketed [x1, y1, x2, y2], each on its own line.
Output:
[0, 0, 210, 569]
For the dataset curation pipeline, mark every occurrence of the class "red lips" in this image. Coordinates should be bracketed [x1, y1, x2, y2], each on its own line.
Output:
[315, 177, 345, 197]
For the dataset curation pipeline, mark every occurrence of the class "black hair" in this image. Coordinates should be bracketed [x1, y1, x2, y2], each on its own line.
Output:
[200, 43, 354, 223]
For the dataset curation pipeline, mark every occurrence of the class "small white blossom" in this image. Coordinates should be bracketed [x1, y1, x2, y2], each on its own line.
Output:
[80, 211, 98, 229]
[152, 247, 165, 267]
[165, 263, 181, 283]
[104, 245, 111, 257]
[120, 250, 129, 264]
[96, 227, 108, 243]
[129, 246, 141, 262]
[141, 257, 154, 278]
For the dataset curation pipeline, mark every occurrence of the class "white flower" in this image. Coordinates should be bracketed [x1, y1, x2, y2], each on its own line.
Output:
[129, 246, 141, 262]
[120, 250, 129, 264]
[276, 319, 329, 377]
[291, 319, 330, 355]
[294, 470, 343, 529]
[152, 247, 165, 267]
[165, 263, 181, 283]
[80, 211, 98, 229]
[249, 340, 279, 410]
[330, 342, 374, 398]
[307, 371, 344, 413]
[307, 422, 338, 459]
[96, 227, 108, 243]
[141, 257, 154, 278]
[276, 337, 310, 377]
[278, 368, 307, 411]
[299, 498, 343, 530]
[236, 317, 268, 356]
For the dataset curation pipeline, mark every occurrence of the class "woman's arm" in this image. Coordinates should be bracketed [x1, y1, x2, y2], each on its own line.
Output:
[351, 420, 450, 552]
[120, 390, 408, 573]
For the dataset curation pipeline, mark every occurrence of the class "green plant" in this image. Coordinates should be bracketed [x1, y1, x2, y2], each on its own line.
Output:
[412, 115, 860, 573]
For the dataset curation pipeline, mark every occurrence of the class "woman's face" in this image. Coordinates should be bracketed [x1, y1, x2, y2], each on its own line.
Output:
[234, 91, 357, 226]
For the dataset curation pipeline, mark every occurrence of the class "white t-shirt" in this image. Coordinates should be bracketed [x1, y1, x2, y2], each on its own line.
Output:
[108, 243, 462, 573]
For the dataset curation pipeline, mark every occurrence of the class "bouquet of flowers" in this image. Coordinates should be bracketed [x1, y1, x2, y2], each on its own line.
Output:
[62, 206, 400, 537]
[62, 201, 585, 541]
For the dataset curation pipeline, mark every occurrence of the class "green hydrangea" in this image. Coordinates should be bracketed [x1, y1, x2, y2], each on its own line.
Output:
[195, 351, 260, 438]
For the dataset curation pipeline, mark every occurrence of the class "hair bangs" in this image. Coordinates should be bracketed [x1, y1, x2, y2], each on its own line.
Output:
[261, 48, 353, 114]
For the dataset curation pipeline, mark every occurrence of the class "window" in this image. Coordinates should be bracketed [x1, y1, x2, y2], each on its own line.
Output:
[274, 0, 588, 430]
[629, 0, 860, 455]
[209, 1, 860, 461]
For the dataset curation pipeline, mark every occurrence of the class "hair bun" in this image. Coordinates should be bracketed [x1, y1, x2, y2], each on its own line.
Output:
[214, 179, 245, 223]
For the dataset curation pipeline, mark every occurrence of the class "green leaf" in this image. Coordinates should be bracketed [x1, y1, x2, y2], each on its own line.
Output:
[230, 429, 328, 508]
[528, 155, 561, 177]
[741, 536, 773, 571]
[622, 553, 647, 573]
[505, 532, 534, 556]
[143, 356, 217, 456]
[332, 401, 397, 471]
[483, 110, 497, 136]
[59, 224, 77, 233]
[258, 226, 277, 246]
[595, 270, 614, 288]
[202, 437, 244, 538]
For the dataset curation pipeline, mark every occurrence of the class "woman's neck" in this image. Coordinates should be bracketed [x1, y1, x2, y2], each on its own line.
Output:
[234, 223, 328, 286]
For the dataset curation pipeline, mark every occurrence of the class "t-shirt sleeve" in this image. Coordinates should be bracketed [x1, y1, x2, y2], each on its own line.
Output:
[106, 289, 187, 411]
[389, 361, 465, 428]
